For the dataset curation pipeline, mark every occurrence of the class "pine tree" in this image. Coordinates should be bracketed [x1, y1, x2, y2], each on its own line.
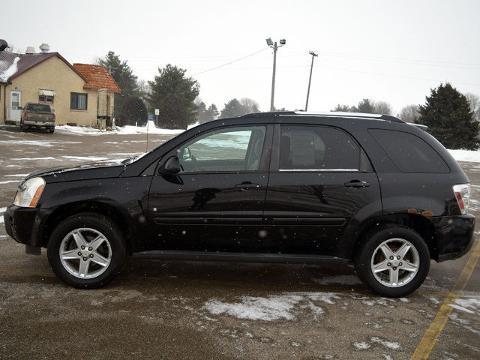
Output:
[98, 51, 140, 125]
[148, 64, 199, 129]
[117, 96, 148, 126]
[418, 83, 479, 150]
[219, 98, 260, 118]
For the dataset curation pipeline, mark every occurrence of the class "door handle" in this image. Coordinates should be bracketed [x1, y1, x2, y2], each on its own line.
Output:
[344, 179, 370, 188]
[235, 182, 261, 191]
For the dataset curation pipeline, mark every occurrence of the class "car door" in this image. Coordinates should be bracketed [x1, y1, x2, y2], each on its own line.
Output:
[263, 124, 381, 256]
[147, 124, 272, 252]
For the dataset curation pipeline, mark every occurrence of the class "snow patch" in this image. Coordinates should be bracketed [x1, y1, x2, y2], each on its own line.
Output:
[0, 57, 19, 82]
[450, 297, 480, 315]
[204, 292, 339, 321]
[449, 149, 480, 163]
[353, 342, 371, 350]
[55, 120, 197, 136]
[0, 180, 19, 184]
[11, 157, 56, 161]
[371, 336, 401, 350]
[62, 156, 108, 161]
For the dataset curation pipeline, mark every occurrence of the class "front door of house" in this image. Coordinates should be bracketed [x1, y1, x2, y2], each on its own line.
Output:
[8, 91, 22, 123]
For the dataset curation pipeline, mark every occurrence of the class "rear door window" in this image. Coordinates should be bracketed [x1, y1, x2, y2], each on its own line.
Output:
[369, 129, 449, 173]
[279, 125, 364, 171]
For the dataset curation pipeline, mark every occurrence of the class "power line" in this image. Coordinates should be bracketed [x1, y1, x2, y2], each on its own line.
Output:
[192, 48, 268, 76]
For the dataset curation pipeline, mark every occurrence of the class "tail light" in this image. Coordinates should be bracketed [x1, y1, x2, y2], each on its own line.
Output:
[52, 113, 56, 121]
[453, 184, 470, 215]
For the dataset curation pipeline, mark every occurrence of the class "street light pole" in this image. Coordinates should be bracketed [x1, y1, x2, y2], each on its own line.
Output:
[305, 51, 318, 111]
[266, 38, 286, 112]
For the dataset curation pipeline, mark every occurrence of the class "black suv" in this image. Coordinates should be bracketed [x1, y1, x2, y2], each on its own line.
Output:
[4, 112, 475, 297]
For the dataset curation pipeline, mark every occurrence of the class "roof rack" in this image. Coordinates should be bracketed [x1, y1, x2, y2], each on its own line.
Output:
[241, 111, 404, 123]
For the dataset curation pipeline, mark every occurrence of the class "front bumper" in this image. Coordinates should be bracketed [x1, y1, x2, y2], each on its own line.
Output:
[433, 214, 475, 262]
[4, 204, 46, 248]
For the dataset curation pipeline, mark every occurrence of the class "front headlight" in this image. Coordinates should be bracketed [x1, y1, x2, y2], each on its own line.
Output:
[14, 177, 46, 208]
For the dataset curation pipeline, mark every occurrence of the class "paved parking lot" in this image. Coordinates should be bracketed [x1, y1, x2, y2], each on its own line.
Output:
[0, 125, 478, 359]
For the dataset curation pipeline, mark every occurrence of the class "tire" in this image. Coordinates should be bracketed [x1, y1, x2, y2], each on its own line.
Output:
[47, 213, 127, 288]
[354, 225, 430, 297]
[48, 127, 55, 133]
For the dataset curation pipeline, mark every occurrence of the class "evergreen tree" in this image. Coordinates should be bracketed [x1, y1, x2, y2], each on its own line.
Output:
[196, 102, 219, 124]
[148, 64, 199, 129]
[98, 51, 139, 125]
[117, 96, 148, 127]
[355, 99, 375, 113]
[207, 104, 219, 120]
[220, 98, 260, 118]
[418, 83, 479, 150]
[332, 104, 353, 112]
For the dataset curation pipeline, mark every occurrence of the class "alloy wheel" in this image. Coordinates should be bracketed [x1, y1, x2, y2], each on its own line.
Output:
[59, 228, 112, 279]
[370, 238, 420, 288]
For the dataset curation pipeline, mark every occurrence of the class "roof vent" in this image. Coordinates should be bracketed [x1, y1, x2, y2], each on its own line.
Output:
[25, 46, 35, 54]
[39, 43, 50, 53]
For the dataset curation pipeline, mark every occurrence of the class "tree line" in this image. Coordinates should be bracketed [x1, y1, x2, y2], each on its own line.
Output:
[332, 85, 480, 149]
[98, 51, 261, 129]
[99, 51, 480, 149]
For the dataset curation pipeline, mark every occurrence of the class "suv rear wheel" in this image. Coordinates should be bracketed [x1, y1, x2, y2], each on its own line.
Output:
[47, 213, 126, 288]
[354, 225, 430, 297]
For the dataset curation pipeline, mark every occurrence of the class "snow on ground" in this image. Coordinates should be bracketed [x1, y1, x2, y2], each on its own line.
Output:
[449, 149, 480, 163]
[55, 121, 198, 136]
[450, 296, 480, 315]
[204, 292, 339, 321]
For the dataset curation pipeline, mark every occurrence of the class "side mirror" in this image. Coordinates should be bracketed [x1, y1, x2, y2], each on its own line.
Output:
[160, 156, 181, 175]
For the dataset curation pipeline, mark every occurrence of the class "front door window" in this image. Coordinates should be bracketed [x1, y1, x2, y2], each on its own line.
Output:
[178, 126, 266, 173]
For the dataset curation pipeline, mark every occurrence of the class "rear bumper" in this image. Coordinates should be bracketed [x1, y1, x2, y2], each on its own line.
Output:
[23, 120, 54, 127]
[3, 205, 47, 248]
[433, 214, 475, 262]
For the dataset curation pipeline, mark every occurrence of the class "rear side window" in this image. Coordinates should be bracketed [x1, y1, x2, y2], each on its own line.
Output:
[369, 129, 449, 173]
[279, 125, 364, 171]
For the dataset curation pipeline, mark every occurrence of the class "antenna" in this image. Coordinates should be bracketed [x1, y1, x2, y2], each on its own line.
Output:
[145, 117, 150, 153]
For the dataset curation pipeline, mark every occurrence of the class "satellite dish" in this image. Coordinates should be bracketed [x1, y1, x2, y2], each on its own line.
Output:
[0, 39, 8, 52]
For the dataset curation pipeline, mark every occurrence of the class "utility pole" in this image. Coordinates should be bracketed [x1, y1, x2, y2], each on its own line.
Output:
[266, 38, 286, 111]
[305, 51, 318, 111]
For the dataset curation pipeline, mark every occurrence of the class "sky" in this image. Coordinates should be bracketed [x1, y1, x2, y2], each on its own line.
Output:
[1, 0, 480, 115]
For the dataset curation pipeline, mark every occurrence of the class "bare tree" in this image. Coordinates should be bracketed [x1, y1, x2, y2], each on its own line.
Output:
[399, 104, 420, 123]
[465, 93, 480, 122]
[372, 101, 392, 115]
[240, 98, 260, 113]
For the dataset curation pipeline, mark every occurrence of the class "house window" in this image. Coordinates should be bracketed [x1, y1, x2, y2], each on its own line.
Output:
[39, 94, 54, 103]
[70, 92, 88, 110]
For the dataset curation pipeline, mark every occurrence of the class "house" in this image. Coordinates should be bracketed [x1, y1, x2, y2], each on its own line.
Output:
[0, 45, 120, 127]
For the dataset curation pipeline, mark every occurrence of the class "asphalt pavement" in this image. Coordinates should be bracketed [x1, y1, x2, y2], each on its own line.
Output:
[0, 125, 478, 359]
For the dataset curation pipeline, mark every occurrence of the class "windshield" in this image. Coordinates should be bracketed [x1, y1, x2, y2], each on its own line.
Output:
[26, 103, 51, 112]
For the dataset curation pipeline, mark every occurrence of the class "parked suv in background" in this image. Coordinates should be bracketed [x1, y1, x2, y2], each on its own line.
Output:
[20, 103, 55, 133]
[3, 112, 474, 297]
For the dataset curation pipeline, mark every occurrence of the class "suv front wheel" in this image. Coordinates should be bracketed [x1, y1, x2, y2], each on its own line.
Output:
[47, 213, 127, 288]
[354, 225, 430, 297]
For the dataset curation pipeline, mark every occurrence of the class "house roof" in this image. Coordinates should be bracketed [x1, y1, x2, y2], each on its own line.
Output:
[0, 51, 87, 84]
[73, 63, 121, 93]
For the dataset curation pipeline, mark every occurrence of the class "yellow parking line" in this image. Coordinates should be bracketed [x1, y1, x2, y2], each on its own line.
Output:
[411, 239, 480, 360]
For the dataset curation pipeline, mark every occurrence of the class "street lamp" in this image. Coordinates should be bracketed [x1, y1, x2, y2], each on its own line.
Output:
[0, 39, 8, 52]
[266, 37, 286, 111]
[305, 51, 318, 111]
